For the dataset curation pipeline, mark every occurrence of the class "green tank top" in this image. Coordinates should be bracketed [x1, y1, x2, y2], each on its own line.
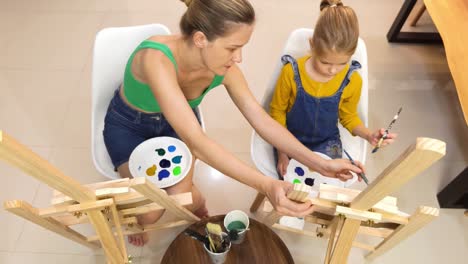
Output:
[123, 40, 224, 112]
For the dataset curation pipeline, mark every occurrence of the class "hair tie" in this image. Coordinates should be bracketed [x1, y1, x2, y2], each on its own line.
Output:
[330, 4, 337, 7]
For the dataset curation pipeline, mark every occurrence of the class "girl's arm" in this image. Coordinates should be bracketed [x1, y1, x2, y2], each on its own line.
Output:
[142, 50, 314, 216]
[223, 65, 363, 180]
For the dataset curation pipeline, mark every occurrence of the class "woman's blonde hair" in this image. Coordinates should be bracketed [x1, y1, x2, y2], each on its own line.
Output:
[310, 0, 359, 57]
[179, 0, 255, 41]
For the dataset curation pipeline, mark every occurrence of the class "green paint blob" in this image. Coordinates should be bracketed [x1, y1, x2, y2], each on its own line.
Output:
[293, 179, 301, 184]
[173, 166, 181, 176]
[227, 221, 246, 231]
[155, 148, 166, 156]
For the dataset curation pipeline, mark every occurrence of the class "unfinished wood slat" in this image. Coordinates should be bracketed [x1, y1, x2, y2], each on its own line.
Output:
[0, 131, 95, 202]
[324, 216, 343, 263]
[319, 184, 397, 206]
[109, 202, 127, 261]
[317, 225, 393, 239]
[366, 206, 439, 261]
[4, 200, 100, 249]
[86, 212, 125, 264]
[351, 138, 445, 211]
[329, 218, 361, 264]
[335, 206, 382, 222]
[271, 223, 374, 251]
[47, 192, 192, 218]
[53, 187, 130, 205]
[67, 198, 114, 214]
[287, 184, 311, 202]
[130, 177, 199, 222]
[87, 220, 191, 242]
[264, 197, 408, 225]
[1, 131, 125, 263]
[119, 193, 193, 216]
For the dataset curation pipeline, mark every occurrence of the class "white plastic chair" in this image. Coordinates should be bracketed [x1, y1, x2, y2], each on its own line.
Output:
[250, 28, 369, 181]
[91, 24, 206, 179]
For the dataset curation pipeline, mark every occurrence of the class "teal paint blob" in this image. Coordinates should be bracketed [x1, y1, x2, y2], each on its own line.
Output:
[168, 145, 176, 152]
[159, 159, 171, 168]
[173, 166, 181, 176]
[155, 148, 166, 156]
[227, 221, 246, 231]
[158, 169, 170, 181]
[172, 155, 182, 164]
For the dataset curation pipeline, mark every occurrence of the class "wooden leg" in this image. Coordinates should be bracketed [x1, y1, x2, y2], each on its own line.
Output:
[4, 200, 100, 249]
[409, 4, 426, 26]
[329, 218, 361, 264]
[324, 216, 344, 264]
[250, 192, 265, 213]
[130, 177, 199, 222]
[366, 206, 439, 261]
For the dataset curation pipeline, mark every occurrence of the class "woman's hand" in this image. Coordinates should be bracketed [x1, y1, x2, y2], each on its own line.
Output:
[367, 128, 397, 147]
[321, 159, 365, 182]
[276, 152, 290, 177]
[262, 179, 315, 217]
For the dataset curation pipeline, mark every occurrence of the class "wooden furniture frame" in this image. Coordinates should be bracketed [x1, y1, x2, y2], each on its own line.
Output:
[387, 0, 441, 43]
[0, 131, 200, 264]
[250, 137, 446, 263]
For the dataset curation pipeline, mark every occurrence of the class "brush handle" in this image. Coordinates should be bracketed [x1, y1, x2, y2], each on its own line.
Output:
[184, 229, 209, 245]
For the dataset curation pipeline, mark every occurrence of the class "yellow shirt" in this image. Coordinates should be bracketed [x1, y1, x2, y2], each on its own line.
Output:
[269, 56, 363, 134]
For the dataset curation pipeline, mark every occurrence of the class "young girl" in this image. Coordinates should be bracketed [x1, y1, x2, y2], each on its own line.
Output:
[270, 0, 396, 176]
[103, 0, 364, 246]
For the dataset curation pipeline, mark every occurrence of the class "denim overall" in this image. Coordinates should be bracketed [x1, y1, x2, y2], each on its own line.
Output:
[282, 55, 361, 159]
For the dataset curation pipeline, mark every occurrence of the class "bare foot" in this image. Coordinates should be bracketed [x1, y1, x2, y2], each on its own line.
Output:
[194, 206, 210, 219]
[128, 232, 149, 247]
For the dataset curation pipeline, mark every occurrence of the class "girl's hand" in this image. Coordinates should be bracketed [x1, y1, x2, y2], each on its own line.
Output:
[277, 152, 290, 176]
[263, 179, 315, 217]
[368, 128, 398, 147]
[322, 159, 365, 182]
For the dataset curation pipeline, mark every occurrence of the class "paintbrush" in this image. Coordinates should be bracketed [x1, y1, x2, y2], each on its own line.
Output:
[206, 222, 223, 253]
[372, 107, 402, 154]
[184, 229, 209, 246]
[343, 149, 369, 185]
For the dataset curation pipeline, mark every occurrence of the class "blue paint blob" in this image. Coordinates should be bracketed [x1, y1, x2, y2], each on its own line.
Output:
[159, 159, 171, 168]
[158, 169, 170, 181]
[172, 155, 182, 164]
[294, 167, 305, 176]
[304, 178, 315, 186]
[138, 166, 141, 171]
[168, 145, 176, 152]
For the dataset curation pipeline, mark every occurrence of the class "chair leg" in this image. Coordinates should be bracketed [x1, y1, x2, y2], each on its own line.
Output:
[250, 192, 266, 213]
[409, 4, 426, 27]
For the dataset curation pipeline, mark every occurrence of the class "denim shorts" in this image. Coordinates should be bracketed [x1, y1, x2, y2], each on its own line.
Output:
[103, 89, 201, 170]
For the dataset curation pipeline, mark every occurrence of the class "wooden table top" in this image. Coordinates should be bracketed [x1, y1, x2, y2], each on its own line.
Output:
[424, 0, 468, 126]
[161, 215, 294, 264]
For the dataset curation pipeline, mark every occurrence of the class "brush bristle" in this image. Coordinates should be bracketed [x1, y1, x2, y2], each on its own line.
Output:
[206, 223, 222, 236]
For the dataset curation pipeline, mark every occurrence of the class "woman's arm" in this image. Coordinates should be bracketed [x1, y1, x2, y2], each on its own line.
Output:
[224, 65, 364, 180]
[142, 50, 314, 216]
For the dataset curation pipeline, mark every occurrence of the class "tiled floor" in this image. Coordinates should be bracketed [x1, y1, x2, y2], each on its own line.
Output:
[1, 0, 467, 263]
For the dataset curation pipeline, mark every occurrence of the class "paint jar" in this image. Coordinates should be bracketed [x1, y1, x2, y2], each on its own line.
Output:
[203, 232, 231, 264]
[224, 210, 250, 244]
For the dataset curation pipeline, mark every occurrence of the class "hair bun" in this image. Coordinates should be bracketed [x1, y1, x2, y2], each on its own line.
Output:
[320, 0, 344, 11]
[180, 0, 193, 7]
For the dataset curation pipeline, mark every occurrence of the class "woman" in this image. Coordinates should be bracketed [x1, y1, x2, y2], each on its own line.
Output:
[103, 0, 364, 246]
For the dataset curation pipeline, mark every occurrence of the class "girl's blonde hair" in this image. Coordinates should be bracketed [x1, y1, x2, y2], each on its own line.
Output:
[179, 0, 255, 41]
[310, 0, 359, 57]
